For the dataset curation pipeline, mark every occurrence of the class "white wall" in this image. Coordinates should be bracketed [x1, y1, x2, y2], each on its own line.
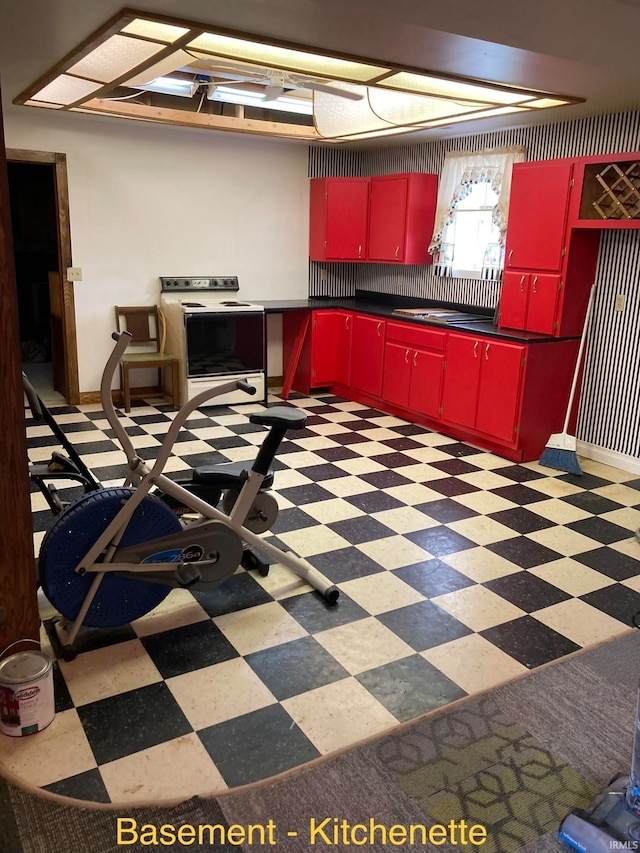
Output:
[4, 109, 310, 391]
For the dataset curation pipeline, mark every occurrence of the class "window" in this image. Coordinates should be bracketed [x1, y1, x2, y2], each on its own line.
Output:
[428, 146, 526, 279]
[439, 181, 502, 277]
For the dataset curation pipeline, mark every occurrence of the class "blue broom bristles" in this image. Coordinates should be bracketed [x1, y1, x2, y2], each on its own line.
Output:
[539, 446, 583, 475]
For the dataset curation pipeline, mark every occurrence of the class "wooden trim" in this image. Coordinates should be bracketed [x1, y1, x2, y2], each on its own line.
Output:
[268, 376, 284, 387]
[7, 149, 79, 404]
[0, 90, 40, 649]
[79, 99, 322, 139]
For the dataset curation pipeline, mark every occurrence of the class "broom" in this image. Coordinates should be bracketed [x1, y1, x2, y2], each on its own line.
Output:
[539, 283, 596, 475]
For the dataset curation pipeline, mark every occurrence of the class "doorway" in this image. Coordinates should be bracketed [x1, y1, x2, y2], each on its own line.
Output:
[7, 149, 79, 405]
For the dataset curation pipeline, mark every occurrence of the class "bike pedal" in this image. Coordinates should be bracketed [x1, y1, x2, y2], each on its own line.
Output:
[175, 564, 202, 588]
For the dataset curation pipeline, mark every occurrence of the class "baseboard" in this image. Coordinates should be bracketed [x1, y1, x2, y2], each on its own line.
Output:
[268, 376, 283, 388]
[576, 440, 640, 475]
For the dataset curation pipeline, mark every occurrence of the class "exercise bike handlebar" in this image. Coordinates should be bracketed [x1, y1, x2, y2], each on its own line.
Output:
[102, 331, 259, 474]
[22, 372, 43, 420]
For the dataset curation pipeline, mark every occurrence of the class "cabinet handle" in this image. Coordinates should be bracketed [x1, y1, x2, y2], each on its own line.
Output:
[519, 275, 525, 292]
[405, 348, 409, 363]
[473, 341, 479, 358]
[413, 351, 417, 367]
[345, 315, 350, 329]
[485, 343, 490, 360]
[508, 249, 513, 267]
[377, 322, 382, 336]
[532, 276, 538, 294]
[395, 246, 400, 259]
[358, 244, 362, 258]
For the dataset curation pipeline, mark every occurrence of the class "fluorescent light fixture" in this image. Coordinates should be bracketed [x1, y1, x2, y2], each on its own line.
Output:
[207, 85, 313, 115]
[136, 76, 199, 97]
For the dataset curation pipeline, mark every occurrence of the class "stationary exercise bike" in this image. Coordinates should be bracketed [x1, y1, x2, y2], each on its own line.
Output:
[37, 331, 339, 655]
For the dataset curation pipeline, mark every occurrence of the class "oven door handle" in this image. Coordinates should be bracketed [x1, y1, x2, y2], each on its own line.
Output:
[236, 380, 257, 396]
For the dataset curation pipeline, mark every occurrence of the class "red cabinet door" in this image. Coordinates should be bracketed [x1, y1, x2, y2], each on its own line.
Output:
[325, 179, 369, 260]
[524, 273, 561, 335]
[408, 350, 444, 419]
[505, 160, 573, 272]
[368, 177, 408, 262]
[336, 311, 352, 386]
[350, 314, 385, 396]
[499, 271, 529, 330]
[382, 341, 412, 407]
[475, 340, 524, 442]
[441, 333, 481, 429]
[311, 310, 342, 385]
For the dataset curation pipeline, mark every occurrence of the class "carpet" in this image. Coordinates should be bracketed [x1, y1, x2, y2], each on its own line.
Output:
[2, 630, 639, 853]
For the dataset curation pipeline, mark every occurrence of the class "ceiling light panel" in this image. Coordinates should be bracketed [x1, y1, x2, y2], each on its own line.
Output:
[313, 84, 395, 138]
[121, 19, 191, 43]
[67, 34, 166, 83]
[188, 33, 389, 81]
[378, 72, 532, 105]
[124, 50, 195, 87]
[31, 75, 103, 105]
[528, 98, 571, 108]
[368, 88, 493, 125]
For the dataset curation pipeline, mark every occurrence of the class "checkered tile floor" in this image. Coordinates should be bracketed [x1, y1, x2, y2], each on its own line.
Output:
[6, 390, 640, 805]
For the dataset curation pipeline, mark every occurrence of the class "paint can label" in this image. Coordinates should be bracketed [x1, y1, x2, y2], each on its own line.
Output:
[0, 672, 55, 737]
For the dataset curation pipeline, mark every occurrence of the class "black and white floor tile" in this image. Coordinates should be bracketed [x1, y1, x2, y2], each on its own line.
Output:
[5, 389, 640, 805]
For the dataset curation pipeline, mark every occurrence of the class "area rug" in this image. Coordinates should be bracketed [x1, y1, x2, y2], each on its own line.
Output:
[2, 630, 639, 853]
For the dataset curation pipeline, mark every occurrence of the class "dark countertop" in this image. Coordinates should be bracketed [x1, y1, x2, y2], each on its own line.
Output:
[260, 297, 577, 344]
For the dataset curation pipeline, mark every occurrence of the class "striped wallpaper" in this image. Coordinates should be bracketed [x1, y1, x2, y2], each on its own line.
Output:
[307, 109, 640, 459]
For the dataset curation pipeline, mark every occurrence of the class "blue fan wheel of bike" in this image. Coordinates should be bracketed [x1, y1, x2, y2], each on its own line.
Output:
[40, 487, 182, 628]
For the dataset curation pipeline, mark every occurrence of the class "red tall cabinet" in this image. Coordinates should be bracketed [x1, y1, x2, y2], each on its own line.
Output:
[499, 159, 600, 338]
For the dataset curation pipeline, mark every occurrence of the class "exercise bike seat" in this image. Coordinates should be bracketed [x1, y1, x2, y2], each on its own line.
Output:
[192, 460, 274, 489]
[249, 406, 307, 430]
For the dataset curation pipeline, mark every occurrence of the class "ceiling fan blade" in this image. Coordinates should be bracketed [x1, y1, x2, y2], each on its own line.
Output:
[297, 80, 364, 101]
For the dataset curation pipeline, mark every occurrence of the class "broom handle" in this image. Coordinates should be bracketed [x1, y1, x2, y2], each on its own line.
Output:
[562, 284, 595, 433]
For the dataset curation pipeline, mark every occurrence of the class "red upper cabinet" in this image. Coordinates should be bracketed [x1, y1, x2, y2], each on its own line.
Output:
[309, 178, 369, 261]
[504, 160, 573, 272]
[367, 173, 438, 264]
[310, 173, 437, 264]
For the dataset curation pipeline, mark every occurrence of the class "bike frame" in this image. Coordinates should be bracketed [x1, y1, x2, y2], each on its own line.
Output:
[59, 332, 338, 647]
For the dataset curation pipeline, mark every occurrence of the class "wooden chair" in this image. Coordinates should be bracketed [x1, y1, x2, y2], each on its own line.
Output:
[114, 305, 179, 412]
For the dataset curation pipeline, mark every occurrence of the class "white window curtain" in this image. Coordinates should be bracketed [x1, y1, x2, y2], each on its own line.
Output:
[428, 145, 526, 258]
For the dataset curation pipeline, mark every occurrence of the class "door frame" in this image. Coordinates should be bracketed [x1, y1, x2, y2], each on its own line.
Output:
[7, 148, 79, 404]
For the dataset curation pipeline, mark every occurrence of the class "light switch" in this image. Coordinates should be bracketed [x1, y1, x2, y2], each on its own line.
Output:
[615, 293, 626, 312]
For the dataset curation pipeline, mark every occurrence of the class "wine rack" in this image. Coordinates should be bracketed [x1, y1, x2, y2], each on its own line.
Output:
[590, 161, 640, 220]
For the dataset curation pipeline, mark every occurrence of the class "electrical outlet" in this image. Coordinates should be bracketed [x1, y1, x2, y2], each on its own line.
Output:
[66, 267, 83, 282]
[320, 268, 328, 282]
[615, 293, 626, 312]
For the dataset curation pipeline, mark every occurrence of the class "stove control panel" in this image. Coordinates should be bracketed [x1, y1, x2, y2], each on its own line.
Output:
[160, 276, 239, 293]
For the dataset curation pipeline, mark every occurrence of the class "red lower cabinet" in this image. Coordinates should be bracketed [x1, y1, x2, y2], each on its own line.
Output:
[283, 308, 579, 462]
[382, 323, 445, 419]
[442, 333, 525, 444]
[351, 313, 385, 396]
[475, 340, 525, 442]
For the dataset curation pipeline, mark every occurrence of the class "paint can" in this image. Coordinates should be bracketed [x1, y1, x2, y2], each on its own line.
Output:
[0, 640, 55, 737]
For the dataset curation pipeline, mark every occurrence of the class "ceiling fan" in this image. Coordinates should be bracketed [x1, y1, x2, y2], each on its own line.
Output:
[185, 57, 365, 102]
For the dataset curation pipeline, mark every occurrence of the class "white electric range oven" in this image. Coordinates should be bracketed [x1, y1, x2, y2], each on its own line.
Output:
[160, 276, 266, 407]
